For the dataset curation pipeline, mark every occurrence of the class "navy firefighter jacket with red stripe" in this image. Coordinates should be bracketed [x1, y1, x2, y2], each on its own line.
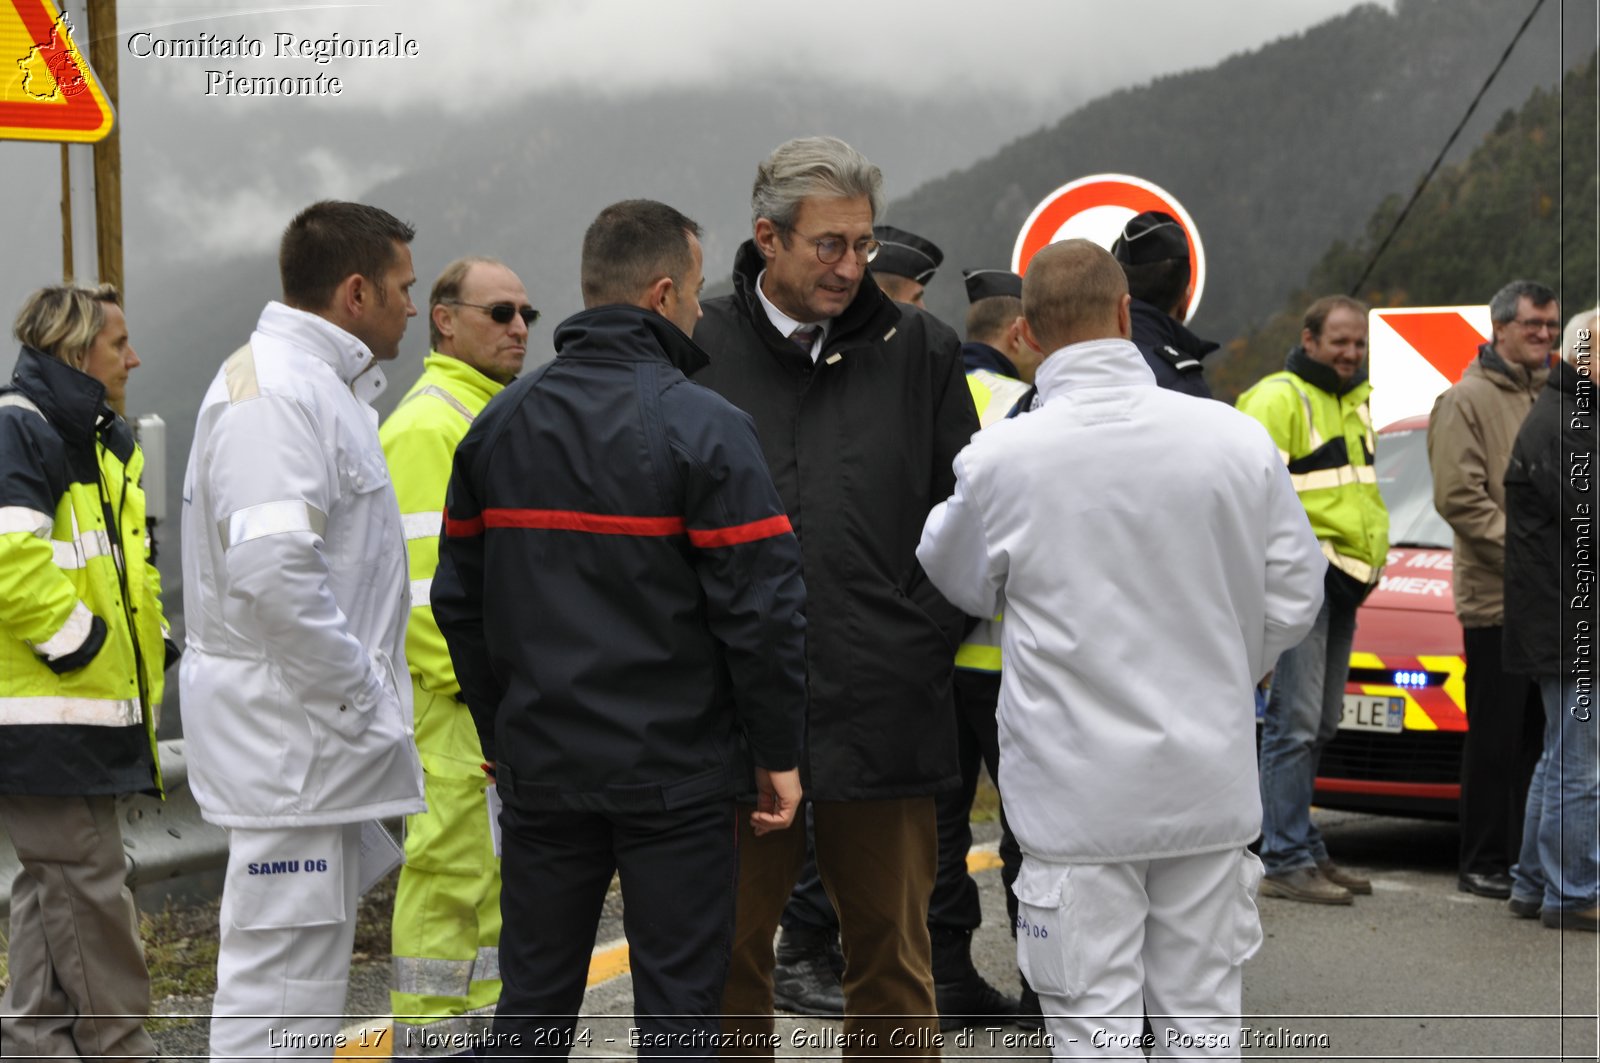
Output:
[432, 304, 807, 813]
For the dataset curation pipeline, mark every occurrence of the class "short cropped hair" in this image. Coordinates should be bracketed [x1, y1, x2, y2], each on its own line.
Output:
[1564, 307, 1599, 367]
[13, 283, 121, 371]
[751, 136, 884, 233]
[1022, 240, 1128, 352]
[279, 200, 416, 312]
[1489, 279, 1558, 324]
[1121, 258, 1191, 317]
[428, 256, 504, 351]
[966, 296, 1023, 345]
[1302, 295, 1368, 339]
[581, 200, 702, 308]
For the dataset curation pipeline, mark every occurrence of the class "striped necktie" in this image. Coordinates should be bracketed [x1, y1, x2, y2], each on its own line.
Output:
[790, 325, 821, 352]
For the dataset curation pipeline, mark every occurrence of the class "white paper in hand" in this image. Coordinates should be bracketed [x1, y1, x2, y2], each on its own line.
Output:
[486, 783, 503, 858]
[358, 820, 405, 894]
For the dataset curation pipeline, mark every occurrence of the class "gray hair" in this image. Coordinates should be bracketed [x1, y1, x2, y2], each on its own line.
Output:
[1563, 306, 1599, 368]
[751, 136, 884, 233]
[1488, 279, 1557, 324]
[12, 283, 120, 371]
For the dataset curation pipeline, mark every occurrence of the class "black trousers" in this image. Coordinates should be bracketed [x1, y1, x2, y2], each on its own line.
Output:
[929, 669, 1022, 934]
[1458, 625, 1544, 876]
[489, 800, 737, 1061]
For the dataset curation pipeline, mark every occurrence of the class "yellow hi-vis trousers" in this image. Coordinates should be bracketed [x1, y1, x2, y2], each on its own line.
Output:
[390, 686, 502, 1057]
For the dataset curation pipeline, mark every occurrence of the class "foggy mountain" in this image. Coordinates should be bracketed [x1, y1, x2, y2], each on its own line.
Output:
[116, 82, 1058, 563]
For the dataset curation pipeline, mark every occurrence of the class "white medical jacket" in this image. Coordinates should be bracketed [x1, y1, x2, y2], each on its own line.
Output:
[918, 338, 1324, 863]
[180, 302, 424, 828]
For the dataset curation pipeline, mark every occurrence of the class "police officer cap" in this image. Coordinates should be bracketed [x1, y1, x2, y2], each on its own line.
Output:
[962, 268, 1023, 303]
[1111, 211, 1189, 266]
[872, 225, 944, 284]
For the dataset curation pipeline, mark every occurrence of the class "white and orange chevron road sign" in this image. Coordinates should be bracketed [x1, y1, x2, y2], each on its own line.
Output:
[1368, 305, 1491, 431]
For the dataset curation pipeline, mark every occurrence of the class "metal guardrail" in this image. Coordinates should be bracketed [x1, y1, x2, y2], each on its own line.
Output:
[0, 738, 229, 918]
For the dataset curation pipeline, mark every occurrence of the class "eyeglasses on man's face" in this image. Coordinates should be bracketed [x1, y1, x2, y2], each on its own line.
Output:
[789, 231, 880, 266]
[449, 300, 540, 327]
[1514, 316, 1559, 334]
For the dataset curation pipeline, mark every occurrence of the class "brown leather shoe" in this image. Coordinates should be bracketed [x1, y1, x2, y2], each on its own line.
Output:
[1260, 866, 1354, 905]
[1318, 860, 1373, 895]
[1541, 906, 1599, 932]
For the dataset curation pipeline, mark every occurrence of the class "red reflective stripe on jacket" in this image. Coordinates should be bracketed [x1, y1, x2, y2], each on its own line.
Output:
[456, 508, 791, 544]
[483, 509, 687, 536]
[688, 514, 793, 548]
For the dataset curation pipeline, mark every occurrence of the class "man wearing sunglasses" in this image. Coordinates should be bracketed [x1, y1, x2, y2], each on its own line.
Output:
[692, 136, 979, 1057]
[1428, 279, 1557, 901]
[380, 257, 535, 1055]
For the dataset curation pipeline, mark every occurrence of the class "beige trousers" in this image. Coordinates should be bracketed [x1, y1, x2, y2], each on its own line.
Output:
[0, 793, 156, 1063]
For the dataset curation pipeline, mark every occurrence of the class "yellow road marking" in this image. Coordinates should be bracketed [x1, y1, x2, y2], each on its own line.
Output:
[966, 848, 1004, 873]
[336, 846, 1005, 1058]
[587, 941, 630, 984]
[337, 1025, 389, 1059]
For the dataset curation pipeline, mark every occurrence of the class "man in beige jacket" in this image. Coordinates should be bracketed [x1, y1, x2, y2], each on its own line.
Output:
[1427, 279, 1556, 900]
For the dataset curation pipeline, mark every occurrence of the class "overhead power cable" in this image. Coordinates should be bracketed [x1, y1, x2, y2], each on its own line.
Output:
[1347, 0, 1547, 297]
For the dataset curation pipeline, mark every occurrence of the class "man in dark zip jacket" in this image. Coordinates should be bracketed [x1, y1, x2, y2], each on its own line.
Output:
[433, 199, 806, 1059]
[690, 136, 978, 1058]
[1503, 308, 1598, 932]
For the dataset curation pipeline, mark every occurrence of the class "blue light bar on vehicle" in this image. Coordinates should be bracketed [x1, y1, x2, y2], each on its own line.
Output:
[1392, 670, 1430, 688]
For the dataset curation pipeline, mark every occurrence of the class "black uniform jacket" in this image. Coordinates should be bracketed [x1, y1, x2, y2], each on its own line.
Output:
[1503, 358, 1595, 678]
[962, 341, 1019, 379]
[690, 241, 979, 800]
[1129, 298, 1220, 399]
[432, 305, 807, 814]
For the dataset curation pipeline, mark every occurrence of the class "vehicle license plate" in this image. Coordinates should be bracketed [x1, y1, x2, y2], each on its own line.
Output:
[1339, 694, 1405, 733]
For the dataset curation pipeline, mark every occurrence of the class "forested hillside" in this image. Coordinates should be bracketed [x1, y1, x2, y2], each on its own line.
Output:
[883, 0, 1588, 373]
[1212, 50, 1597, 400]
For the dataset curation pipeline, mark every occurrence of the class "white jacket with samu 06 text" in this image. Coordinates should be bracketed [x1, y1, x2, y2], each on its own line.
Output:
[918, 338, 1325, 864]
[179, 302, 424, 829]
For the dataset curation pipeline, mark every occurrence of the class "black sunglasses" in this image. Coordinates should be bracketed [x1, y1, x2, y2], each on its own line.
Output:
[449, 300, 540, 327]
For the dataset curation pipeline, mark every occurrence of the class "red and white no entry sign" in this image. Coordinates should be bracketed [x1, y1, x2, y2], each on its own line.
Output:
[1368, 305, 1490, 431]
[1011, 174, 1206, 322]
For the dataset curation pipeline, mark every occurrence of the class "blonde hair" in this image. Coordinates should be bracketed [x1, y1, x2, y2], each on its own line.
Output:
[12, 283, 120, 370]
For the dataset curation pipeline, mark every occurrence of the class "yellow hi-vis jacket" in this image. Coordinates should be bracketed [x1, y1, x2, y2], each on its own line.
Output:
[967, 368, 1033, 431]
[381, 354, 506, 1034]
[378, 353, 505, 708]
[953, 370, 1030, 673]
[1237, 361, 1389, 585]
[0, 347, 165, 797]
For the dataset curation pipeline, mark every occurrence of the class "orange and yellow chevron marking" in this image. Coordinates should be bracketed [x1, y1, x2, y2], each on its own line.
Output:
[1348, 651, 1468, 732]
